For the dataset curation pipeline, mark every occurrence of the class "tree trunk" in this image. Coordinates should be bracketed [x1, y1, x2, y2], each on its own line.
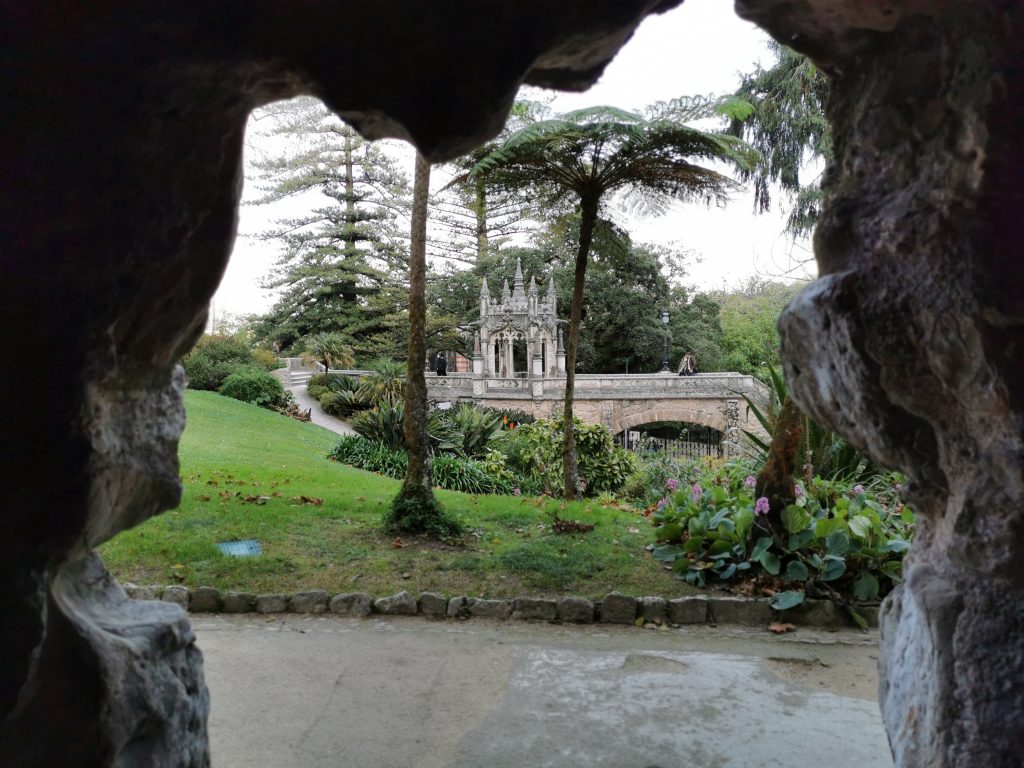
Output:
[394, 153, 437, 515]
[341, 131, 357, 304]
[562, 197, 598, 500]
[755, 395, 804, 529]
[474, 179, 488, 263]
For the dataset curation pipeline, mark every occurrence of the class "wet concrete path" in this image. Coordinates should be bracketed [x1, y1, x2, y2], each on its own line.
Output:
[196, 615, 892, 768]
[288, 384, 355, 436]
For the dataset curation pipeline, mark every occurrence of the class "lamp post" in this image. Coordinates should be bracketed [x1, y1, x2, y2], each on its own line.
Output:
[660, 309, 670, 372]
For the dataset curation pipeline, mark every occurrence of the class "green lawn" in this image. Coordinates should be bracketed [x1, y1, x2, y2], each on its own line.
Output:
[100, 391, 696, 599]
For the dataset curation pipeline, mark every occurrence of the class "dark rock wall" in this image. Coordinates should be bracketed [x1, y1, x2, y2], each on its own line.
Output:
[0, 1, 679, 765]
[738, 1, 1023, 765]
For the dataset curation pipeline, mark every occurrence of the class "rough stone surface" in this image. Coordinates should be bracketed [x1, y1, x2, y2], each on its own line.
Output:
[374, 591, 418, 616]
[162, 586, 190, 610]
[709, 597, 772, 627]
[512, 598, 558, 622]
[786, 599, 846, 628]
[222, 592, 257, 614]
[558, 597, 595, 624]
[7, 0, 1021, 764]
[468, 599, 513, 620]
[418, 592, 448, 618]
[734, 3, 1024, 764]
[190, 587, 223, 614]
[126, 584, 162, 601]
[289, 591, 329, 614]
[667, 596, 708, 625]
[638, 596, 667, 625]
[447, 596, 470, 618]
[329, 593, 373, 617]
[256, 594, 289, 614]
[1, 2, 681, 764]
[599, 592, 638, 625]
[0, 556, 209, 767]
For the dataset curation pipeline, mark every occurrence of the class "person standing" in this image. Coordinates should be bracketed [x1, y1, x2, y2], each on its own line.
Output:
[677, 352, 693, 376]
[435, 351, 447, 376]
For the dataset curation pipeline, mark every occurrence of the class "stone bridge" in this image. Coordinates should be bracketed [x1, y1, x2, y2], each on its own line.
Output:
[425, 371, 771, 443]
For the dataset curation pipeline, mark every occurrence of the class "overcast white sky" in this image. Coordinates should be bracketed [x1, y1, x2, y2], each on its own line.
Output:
[214, 0, 815, 320]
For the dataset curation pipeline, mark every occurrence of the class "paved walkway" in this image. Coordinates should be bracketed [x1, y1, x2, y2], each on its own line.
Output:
[289, 384, 355, 436]
[197, 615, 893, 768]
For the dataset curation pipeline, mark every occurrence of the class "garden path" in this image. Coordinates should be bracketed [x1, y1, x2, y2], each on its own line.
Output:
[288, 384, 356, 436]
[199, 615, 892, 768]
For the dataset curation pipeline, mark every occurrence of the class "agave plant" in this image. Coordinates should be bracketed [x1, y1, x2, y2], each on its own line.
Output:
[356, 359, 407, 407]
[448, 404, 503, 458]
[740, 363, 876, 482]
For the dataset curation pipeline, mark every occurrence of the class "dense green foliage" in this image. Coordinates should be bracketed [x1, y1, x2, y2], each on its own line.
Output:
[218, 369, 288, 409]
[650, 459, 911, 623]
[724, 41, 831, 237]
[710, 279, 803, 376]
[182, 335, 264, 391]
[330, 435, 512, 495]
[491, 418, 636, 497]
[248, 98, 412, 359]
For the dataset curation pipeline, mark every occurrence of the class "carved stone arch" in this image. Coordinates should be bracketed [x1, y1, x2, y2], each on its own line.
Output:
[612, 403, 728, 437]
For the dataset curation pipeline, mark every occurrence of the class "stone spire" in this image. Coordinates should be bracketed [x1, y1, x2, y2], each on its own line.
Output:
[511, 257, 525, 305]
[501, 278, 511, 303]
[527, 274, 538, 314]
[479, 277, 491, 317]
[546, 275, 556, 315]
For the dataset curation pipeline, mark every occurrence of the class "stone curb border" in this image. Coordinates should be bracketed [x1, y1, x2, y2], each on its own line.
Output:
[125, 585, 879, 629]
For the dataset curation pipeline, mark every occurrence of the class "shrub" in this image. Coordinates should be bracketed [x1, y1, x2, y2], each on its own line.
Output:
[320, 390, 368, 419]
[329, 436, 511, 495]
[432, 454, 513, 494]
[356, 360, 406, 407]
[307, 372, 361, 400]
[493, 417, 635, 497]
[218, 369, 288, 408]
[182, 335, 260, 391]
[649, 461, 914, 623]
[253, 348, 283, 371]
[482, 407, 537, 429]
[351, 405, 406, 451]
[445, 404, 503, 458]
[329, 436, 407, 478]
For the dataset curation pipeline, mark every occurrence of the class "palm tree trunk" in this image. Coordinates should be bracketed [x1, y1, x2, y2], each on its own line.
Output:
[398, 153, 435, 505]
[562, 197, 598, 499]
[755, 395, 804, 529]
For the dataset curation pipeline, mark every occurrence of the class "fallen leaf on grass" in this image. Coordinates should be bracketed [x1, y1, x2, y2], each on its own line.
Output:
[294, 496, 323, 505]
[769, 622, 797, 634]
[627, 527, 641, 534]
[241, 495, 270, 505]
[392, 538, 407, 549]
[198, 495, 211, 502]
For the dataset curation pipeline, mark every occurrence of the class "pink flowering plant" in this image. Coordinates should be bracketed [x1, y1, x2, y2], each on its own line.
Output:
[651, 462, 914, 620]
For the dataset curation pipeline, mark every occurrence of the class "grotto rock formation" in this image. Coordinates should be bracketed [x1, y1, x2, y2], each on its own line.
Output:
[736, 1, 1024, 765]
[0, 2, 680, 765]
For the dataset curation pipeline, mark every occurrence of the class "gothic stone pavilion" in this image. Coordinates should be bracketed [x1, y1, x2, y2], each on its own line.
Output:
[473, 258, 565, 378]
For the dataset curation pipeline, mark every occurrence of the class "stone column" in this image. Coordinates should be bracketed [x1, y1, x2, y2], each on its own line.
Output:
[472, 332, 483, 376]
[737, 2, 1024, 765]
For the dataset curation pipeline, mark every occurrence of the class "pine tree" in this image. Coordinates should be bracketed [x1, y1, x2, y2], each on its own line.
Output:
[248, 97, 412, 359]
